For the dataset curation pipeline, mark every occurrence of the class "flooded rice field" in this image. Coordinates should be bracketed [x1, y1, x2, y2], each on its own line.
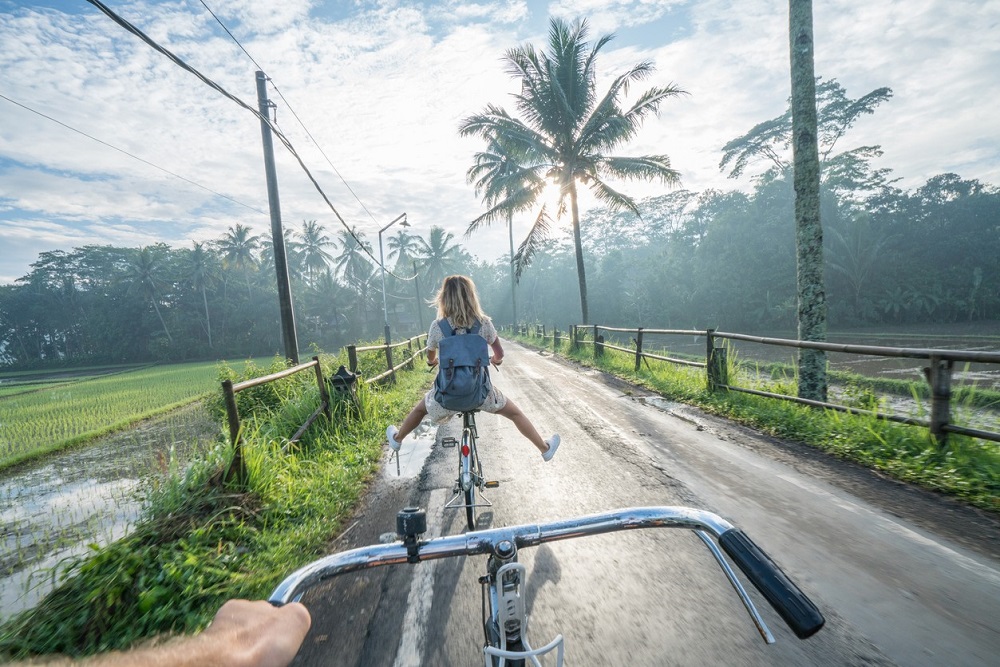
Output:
[0, 404, 219, 621]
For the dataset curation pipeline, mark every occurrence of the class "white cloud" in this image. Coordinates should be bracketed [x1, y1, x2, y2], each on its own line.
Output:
[1, 0, 997, 284]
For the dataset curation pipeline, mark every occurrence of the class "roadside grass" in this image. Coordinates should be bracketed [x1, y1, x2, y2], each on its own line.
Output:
[0, 359, 272, 471]
[0, 352, 430, 659]
[520, 333, 998, 514]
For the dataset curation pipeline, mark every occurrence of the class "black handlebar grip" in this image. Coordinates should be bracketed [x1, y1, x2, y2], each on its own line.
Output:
[719, 528, 825, 639]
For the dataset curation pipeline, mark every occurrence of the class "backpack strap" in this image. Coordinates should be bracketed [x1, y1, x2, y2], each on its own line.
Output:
[438, 318, 481, 336]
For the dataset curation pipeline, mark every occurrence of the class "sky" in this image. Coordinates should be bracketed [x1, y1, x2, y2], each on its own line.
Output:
[1, 0, 997, 285]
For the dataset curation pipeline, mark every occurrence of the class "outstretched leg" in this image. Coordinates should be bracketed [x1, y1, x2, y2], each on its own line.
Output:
[496, 399, 557, 459]
[395, 396, 428, 442]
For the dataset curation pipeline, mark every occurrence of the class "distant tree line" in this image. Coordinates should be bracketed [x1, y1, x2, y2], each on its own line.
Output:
[469, 76, 999, 333]
[472, 169, 999, 332]
[0, 223, 472, 367]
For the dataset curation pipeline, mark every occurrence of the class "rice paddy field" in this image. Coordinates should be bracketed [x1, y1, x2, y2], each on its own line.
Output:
[0, 358, 273, 622]
[0, 359, 272, 470]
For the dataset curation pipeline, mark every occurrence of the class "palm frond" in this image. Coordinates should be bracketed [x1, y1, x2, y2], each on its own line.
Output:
[585, 178, 641, 217]
[597, 155, 681, 185]
[512, 205, 554, 281]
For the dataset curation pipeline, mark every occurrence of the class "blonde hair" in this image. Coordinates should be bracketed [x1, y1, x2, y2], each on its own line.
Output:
[435, 275, 487, 329]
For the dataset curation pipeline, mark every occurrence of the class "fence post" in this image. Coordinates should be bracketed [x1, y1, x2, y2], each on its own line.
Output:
[221, 379, 246, 486]
[312, 356, 331, 419]
[924, 356, 953, 446]
[593, 325, 601, 359]
[635, 328, 644, 372]
[348, 345, 358, 373]
[406, 337, 414, 369]
[553, 326, 559, 351]
[706, 329, 728, 390]
[571, 325, 577, 351]
[385, 341, 395, 382]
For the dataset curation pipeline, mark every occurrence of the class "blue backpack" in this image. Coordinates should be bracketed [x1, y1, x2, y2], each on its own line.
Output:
[433, 319, 492, 412]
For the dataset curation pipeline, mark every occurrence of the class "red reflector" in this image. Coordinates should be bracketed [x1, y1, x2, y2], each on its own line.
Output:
[461, 444, 471, 457]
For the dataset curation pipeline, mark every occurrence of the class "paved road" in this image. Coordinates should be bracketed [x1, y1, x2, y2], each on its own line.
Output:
[292, 342, 1000, 666]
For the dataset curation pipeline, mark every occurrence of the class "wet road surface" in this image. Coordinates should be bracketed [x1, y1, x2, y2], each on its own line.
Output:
[292, 341, 999, 666]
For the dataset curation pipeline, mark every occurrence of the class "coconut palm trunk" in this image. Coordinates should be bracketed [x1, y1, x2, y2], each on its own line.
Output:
[568, 180, 589, 324]
[789, 0, 827, 401]
[507, 212, 518, 326]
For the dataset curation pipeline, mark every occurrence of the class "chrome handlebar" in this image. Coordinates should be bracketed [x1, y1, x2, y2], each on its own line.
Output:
[269, 506, 824, 641]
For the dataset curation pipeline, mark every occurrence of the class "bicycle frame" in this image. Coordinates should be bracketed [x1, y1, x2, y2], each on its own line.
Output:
[270, 506, 825, 664]
[443, 411, 493, 529]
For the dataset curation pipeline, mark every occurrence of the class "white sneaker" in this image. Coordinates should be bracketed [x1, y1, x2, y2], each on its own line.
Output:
[387, 425, 401, 451]
[542, 434, 560, 462]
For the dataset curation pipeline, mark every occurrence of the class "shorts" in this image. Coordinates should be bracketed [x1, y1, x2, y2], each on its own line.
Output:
[424, 385, 508, 424]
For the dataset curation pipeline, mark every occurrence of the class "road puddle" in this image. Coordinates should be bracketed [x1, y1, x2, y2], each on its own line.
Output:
[384, 420, 436, 481]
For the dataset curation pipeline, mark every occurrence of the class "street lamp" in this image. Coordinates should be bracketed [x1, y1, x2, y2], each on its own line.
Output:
[379, 213, 409, 345]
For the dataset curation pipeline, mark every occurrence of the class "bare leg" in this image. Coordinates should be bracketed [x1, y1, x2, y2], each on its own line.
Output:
[396, 396, 428, 442]
[496, 399, 549, 455]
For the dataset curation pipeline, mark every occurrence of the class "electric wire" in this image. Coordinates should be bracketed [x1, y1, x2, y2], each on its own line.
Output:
[83, 0, 416, 281]
[0, 92, 267, 215]
[196, 0, 415, 281]
[197, 0, 385, 231]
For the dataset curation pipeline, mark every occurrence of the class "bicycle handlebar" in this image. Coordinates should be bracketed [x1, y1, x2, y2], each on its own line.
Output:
[269, 506, 824, 640]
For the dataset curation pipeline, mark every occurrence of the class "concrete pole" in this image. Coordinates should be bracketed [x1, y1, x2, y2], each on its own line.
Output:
[255, 71, 298, 364]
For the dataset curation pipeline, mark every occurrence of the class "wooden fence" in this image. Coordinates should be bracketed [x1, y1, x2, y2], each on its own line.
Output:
[219, 333, 427, 485]
[513, 323, 1000, 446]
[221, 356, 330, 484]
[347, 333, 427, 384]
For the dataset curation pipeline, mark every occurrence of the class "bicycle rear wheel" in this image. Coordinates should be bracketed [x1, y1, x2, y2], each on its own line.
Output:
[463, 431, 477, 530]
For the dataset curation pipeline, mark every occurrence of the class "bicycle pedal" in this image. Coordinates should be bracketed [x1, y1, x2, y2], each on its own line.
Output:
[441, 437, 458, 448]
[484, 481, 500, 488]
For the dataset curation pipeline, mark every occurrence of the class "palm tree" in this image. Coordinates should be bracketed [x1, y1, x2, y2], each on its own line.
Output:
[297, 219, 334, 286]
[789, 0, 827, 401]
[467, 137, 546, 326]
[460, 17, 685, 324]
[415, 226, 465, 292]
[126, 245, 173, 344]
[386, 228, 421, 271]
[182, 242, 217, 348]
[216, 223, 260, 296]
[333, 227, 374, 290]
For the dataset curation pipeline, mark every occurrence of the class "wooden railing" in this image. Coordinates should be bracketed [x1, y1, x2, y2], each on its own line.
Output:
[347, 333, 427, 384]
[221, 356, 330, 485]
[511, 323, 1000, 447]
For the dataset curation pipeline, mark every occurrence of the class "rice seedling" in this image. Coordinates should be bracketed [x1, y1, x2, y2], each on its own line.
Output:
[0, 353, 432, 659]
[0, 359, 271, 470]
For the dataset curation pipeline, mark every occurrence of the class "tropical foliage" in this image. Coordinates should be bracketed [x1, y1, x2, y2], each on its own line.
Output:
[460, 17, 686, 323]
[0, 224, 473, 368]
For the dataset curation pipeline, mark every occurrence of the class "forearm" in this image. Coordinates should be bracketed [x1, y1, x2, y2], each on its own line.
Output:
[490, 338, 504, 364]
[61, 601, 310, 667]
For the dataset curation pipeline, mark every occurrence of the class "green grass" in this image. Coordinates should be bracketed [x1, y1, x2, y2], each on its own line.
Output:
[518, 331, 999, 514]
[0, 351, 431, 659]
[0, 359, 272, 471]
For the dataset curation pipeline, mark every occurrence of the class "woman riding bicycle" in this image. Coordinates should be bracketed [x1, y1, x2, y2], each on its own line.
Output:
[387, 274, 560, 461]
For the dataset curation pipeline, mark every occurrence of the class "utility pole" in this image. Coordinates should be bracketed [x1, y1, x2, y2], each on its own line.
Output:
[413, 261, 424, 333]
[255, 70, 299, 364]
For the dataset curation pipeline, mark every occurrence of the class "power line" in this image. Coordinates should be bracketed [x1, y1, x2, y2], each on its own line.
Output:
[197, 0, 395, 255]
[0, 92, 266, 215]
[83, 0, 415, 280]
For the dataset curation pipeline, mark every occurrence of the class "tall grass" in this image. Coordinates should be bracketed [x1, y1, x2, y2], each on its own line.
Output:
[0, 352, 430, 659]
[523, 332, 999, 513]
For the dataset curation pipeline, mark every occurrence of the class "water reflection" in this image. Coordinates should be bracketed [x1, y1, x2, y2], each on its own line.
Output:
[0, 405, 217, 621]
